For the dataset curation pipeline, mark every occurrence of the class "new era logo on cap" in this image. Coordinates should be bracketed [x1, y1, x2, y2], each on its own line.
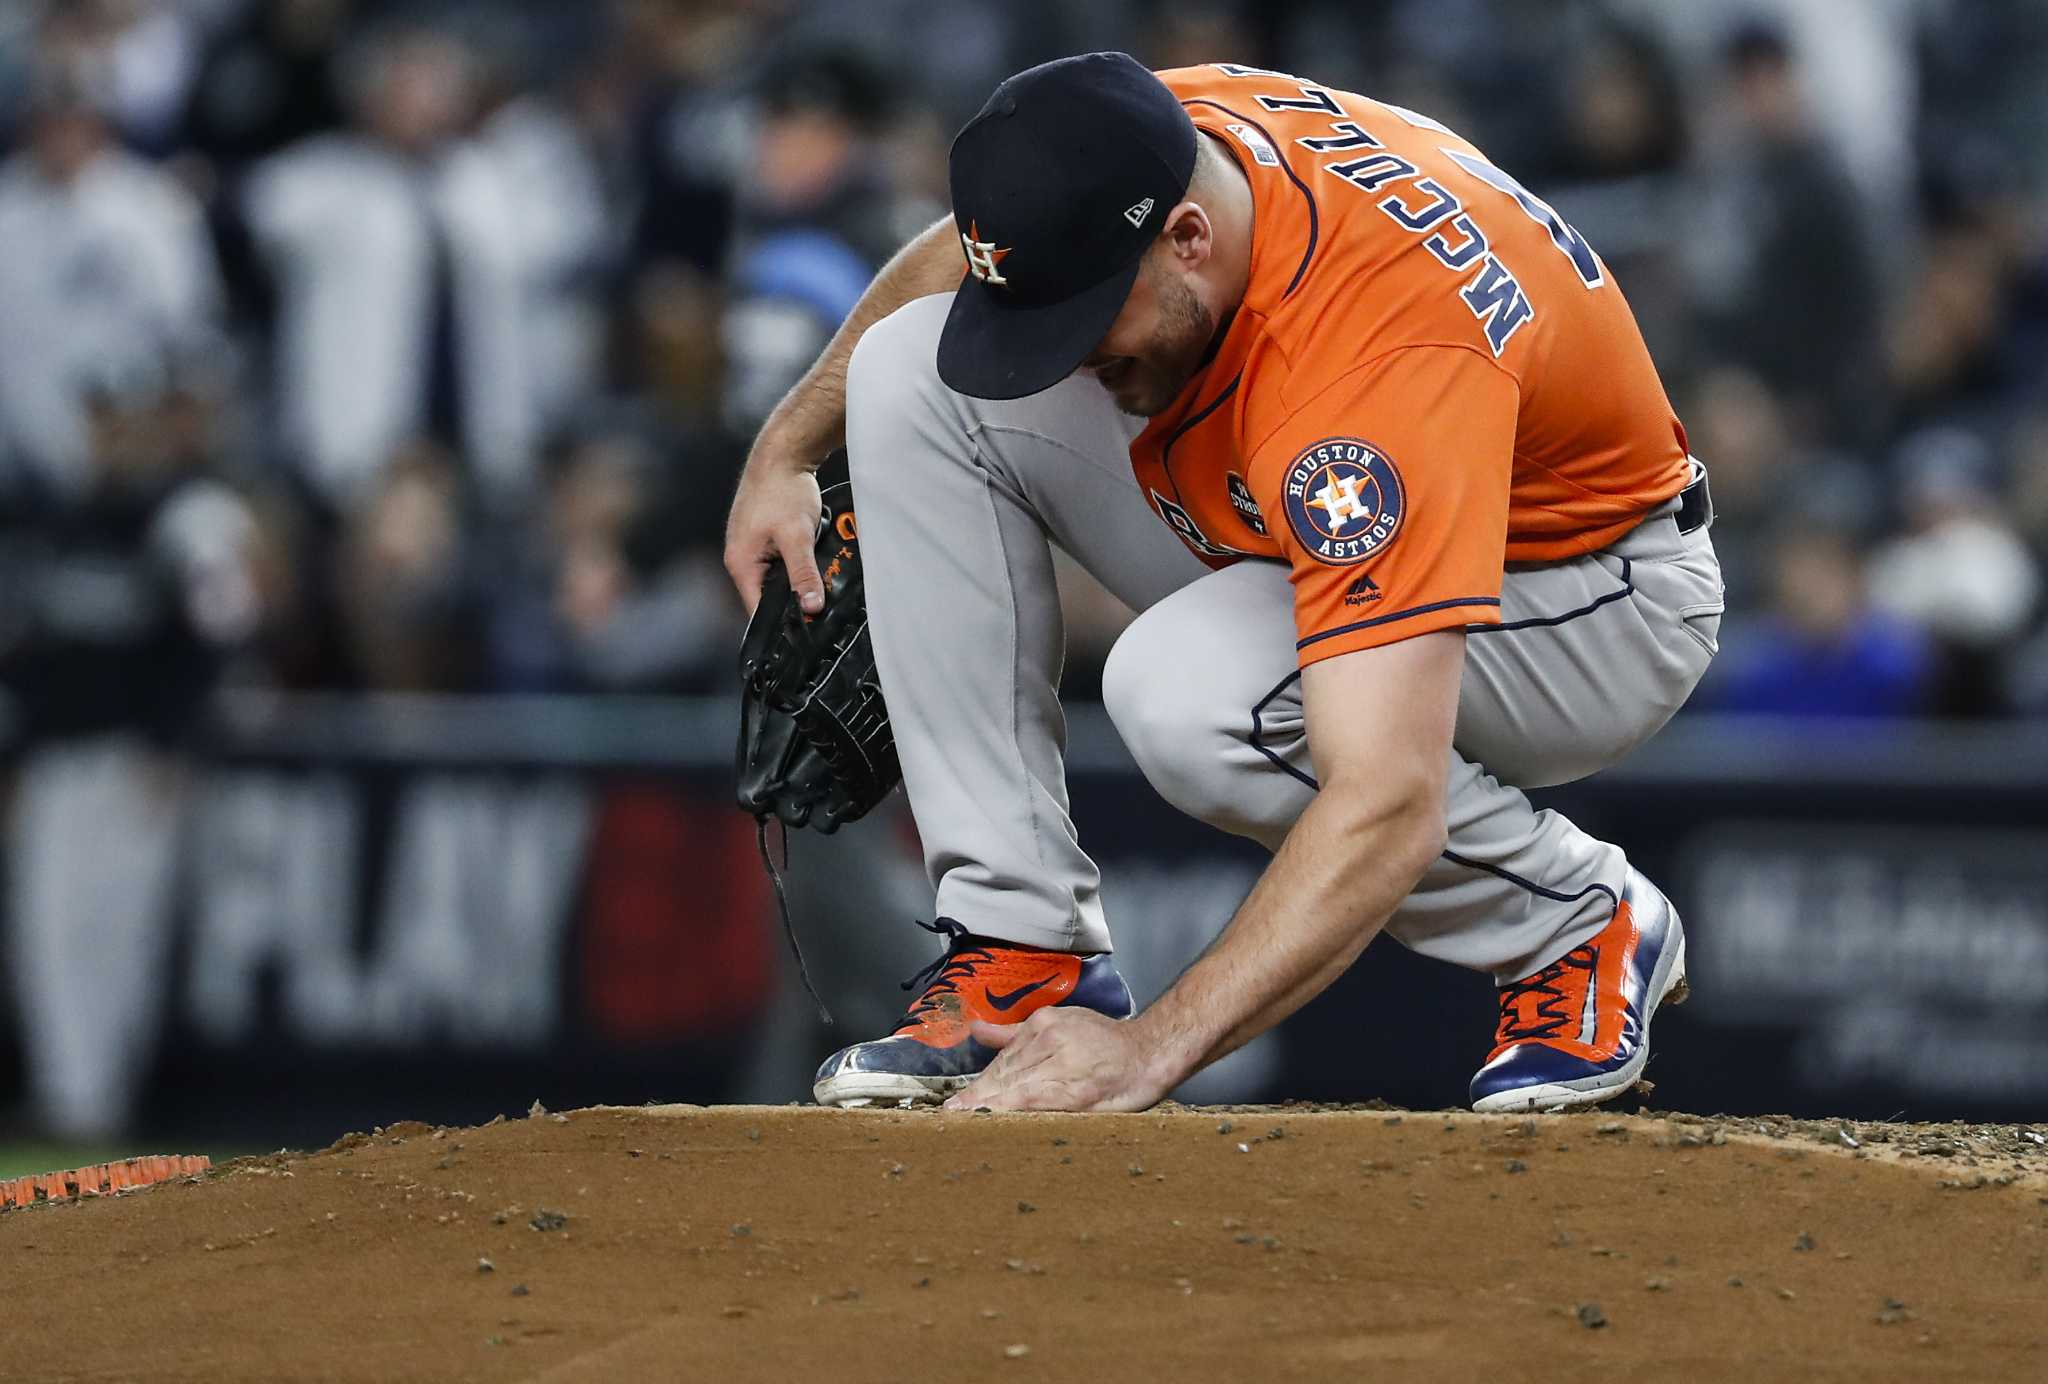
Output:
[1124, 197, 1155, 228]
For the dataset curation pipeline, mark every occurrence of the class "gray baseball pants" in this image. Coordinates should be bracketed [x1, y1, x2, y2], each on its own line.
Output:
[844, 294, 1723, 982]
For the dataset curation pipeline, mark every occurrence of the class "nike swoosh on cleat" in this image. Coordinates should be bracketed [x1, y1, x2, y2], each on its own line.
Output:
[985, 978, 1054, 1011]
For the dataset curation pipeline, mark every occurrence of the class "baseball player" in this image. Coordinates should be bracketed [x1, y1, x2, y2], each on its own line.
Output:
[725, 54, 1723, 1113]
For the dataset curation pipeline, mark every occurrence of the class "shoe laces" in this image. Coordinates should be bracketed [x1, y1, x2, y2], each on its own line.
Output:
[1497, 945, 1596, 1042]
[897, 917, 1000, 1024]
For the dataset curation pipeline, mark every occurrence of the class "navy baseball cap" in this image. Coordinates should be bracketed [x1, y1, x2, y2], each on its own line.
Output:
[937, 52, 1197, 400]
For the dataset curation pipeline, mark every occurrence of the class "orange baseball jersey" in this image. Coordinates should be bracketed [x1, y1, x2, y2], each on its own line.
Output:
[1129, 64, 1691, 665]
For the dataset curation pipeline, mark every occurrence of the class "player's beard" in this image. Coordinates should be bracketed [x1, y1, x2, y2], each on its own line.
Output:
[1103, 267, 1217, 418]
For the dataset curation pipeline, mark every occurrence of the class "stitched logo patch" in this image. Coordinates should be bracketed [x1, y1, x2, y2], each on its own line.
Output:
[1226, 122, 1281, 167]
[1225, 471, 1266, 535]
[1282, 438, 1404, 566]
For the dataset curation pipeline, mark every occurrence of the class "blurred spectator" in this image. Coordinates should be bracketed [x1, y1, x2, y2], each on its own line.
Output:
[0, 64, 222, 498]
[620, 0, 754, 279]
[181, 0, 355, 171]
[331, 439, 483, 691]
[1542, 21, 1691, 366]
[1914, 0, 2048, 198]
[1700, 518, 1935, 720]
[0, 355, 257, 743]
[739, 48, 908, 267]
[26, 0, 207, 157]
[2005, 418, 2048, 712]
[1553, 23, 1687, 186]
[2010, 413, 2048, 563]
[721, 49, 908, 436]
[1867, 427, 2040, 716]
[0, 351, 260, 1139]
[1680, 365, 1800, 615]
[542, 425, 741, 693]
[1619, 0, 1918, 238]
[473, 413, 743, 695]
[474, 62, 619, 439]
[241, 23, 547, 513]
[1887, 144, 2048, 438]
[619, 0, 754, 425]
[1685, 20, 1882, 446]
[1680, 365, 1891, 627]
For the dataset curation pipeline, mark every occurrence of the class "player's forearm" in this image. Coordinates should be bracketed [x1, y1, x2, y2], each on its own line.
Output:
[752, 216, 963, 467]
[1130, 784, 1444, 1084]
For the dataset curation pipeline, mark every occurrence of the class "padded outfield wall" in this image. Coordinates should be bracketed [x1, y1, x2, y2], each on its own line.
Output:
[1, 696, 2044, 1145]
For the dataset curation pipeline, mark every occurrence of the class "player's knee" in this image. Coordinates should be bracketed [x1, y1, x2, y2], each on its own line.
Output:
[1100, 613, 1164, 754]
[846, 295, 950, 410]
[847, 297, 956, 500]
[1103, 617, 1230, 812]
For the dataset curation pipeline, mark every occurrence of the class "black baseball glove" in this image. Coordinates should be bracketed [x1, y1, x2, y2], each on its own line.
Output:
[736, 476, 900, 834]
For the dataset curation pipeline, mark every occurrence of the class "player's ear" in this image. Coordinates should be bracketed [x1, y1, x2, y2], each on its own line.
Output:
[1160, 201, 1211, 269]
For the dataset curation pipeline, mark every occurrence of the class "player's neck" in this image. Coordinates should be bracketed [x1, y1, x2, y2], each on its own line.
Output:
[1196, 131, 1256, 318]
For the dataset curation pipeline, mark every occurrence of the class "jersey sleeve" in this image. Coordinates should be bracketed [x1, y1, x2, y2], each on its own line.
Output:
[1246, 345, 1516, 666]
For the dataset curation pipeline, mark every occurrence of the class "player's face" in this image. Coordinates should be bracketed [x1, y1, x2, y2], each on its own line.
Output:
[1081, 254, 1216, 417]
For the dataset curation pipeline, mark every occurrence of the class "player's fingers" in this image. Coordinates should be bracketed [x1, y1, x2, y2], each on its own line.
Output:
[725, 547, 765, 615]
[967, 1018, 1026, 1049]
[979, 1075, 1086, 1113]
[941, 1032, 1045, 1110]
[779, 524, 826, 614]
[943, 1065, 1011, 1111]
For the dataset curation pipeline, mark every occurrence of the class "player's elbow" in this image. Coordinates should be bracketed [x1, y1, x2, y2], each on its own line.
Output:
[1408, 811, 1452, 880]
[1385, 798, 1450, 887]
[1320, 766, 1447, 884]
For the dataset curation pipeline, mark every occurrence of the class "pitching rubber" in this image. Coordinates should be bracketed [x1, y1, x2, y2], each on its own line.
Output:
[1, 1154, 212, 1211]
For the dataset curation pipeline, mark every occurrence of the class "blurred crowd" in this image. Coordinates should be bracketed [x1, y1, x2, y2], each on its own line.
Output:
[4, 0, 2048, 740]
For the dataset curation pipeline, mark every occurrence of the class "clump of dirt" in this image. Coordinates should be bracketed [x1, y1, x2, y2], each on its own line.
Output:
[2, 1105, 2043, 1381]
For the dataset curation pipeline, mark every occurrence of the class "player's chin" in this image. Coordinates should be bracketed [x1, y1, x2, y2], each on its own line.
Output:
[1107, 376, 1178, 418]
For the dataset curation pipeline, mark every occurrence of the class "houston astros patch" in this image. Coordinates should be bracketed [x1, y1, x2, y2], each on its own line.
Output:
[1283, 438, 1405, 565]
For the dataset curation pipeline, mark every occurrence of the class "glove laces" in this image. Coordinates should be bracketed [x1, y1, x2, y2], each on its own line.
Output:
[755, 816, 832, 1025]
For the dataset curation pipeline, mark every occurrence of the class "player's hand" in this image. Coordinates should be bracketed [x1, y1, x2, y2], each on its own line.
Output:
[724, 449, 825, 616]
[942, 1009, 1180, 1113]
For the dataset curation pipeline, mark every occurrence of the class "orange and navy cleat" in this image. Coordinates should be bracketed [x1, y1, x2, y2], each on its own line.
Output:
[813, 918, 1134, 1108]
[1469, 868, 1690, 1113]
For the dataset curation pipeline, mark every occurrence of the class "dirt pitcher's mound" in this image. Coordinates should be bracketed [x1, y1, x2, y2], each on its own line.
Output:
[2, 1106, 2044, 1383]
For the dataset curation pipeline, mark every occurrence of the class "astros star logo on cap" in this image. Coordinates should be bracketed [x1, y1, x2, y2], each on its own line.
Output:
[960, 221, 1012, 286]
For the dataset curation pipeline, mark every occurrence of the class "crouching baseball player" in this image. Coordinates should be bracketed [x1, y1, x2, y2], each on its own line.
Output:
[725, 54, 1723, 1114]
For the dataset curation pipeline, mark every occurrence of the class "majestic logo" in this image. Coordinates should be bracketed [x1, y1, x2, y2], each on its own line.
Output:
[1225, 471, 1266, 535]
[1342, 573, 1383, 606]
[1124, 197, 1155, 228]
[960, 221, 1011, 285]
[1282, 438, 1405, 566]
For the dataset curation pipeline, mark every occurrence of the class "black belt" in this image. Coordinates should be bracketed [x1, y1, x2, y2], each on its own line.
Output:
[1675, 463, 1712, 535]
